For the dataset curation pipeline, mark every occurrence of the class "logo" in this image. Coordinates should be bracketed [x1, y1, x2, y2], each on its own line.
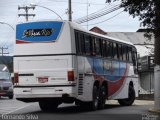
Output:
[23, 28, 54, 38]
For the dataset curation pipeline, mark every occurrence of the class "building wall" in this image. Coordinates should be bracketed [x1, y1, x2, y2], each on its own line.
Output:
[139, 72, 154, 94]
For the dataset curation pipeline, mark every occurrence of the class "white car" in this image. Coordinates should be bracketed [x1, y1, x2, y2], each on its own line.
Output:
[0, 64, 13, 99]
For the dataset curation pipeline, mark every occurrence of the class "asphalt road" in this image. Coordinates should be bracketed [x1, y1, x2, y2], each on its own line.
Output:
[0, 97, 159, 120]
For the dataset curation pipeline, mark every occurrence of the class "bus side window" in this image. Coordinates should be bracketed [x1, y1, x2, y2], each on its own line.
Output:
[113, 43, 118, 60]
[105, 41, 108, 58]
[122, 45, 127, 61]
[128, 47, 132, 62]
[106, 41, 113, 59]
[126, 46, 129, 61]
[84, 34, 91, 55]
[75, 31, 79, 54]
[132, 49, 137, 66]
[75, 31, 83, 55]
[90, 37, 96, 56]
[116, 43, 120, 60]
[109, 42, 113, 59]
[80, 33, 85, 55]
[99, 38, 102, 56]
[132, 48, 138, 74]
[95, 38, 101, 56]
[102, 40, 106, 57]
[118, 44, 123, 60]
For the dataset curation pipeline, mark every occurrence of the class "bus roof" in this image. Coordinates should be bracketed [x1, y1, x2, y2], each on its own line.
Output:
[16, 20, 134, 46]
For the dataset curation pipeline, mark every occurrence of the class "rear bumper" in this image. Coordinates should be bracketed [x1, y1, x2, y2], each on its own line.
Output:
[0, 91, 13, 97]
[14, 85, 76, 99]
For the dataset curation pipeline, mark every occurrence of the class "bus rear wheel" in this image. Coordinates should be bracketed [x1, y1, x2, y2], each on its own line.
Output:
[98, 86, 107, 109]
[88, 85, 99, 111]
[39, 101, 59, 111]
[118, 86, 135, 106]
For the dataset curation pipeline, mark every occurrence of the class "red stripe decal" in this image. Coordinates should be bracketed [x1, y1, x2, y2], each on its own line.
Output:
[108, 64, 128, 96]
[93, 64, 128, 97]
[16, 40, 31, 44]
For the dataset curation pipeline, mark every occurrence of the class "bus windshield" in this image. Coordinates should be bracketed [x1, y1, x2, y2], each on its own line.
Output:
[0, 72, 10, 81]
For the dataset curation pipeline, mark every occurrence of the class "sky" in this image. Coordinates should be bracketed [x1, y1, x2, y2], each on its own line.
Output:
[0, 0, 143, 55]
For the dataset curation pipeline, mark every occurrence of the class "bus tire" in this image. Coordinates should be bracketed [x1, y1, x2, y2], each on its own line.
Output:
[88, 85, 99, 111]
[98, 86, 107, 109]
[39, 101, 59, 111]
[118, 86, 135, 106]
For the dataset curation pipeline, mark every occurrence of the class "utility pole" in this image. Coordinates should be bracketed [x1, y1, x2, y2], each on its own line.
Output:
[0, 47, 9, 56]
[68, 0, 72, 21]
[18, 6, 35, 21]
[87, 0, 89, 30]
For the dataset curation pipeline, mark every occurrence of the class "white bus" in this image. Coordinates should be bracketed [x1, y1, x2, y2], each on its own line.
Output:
[14, 20, 139, 111]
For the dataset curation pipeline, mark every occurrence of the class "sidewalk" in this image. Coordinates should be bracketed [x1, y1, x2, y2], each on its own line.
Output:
[106, 100, 154, 106]
[106, 100, 160, 114]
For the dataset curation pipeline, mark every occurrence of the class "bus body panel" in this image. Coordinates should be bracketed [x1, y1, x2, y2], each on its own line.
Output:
[15, 21, 71, 55]
[76, 55, 138, 102]
[14, 56, 72, 85]
[76, 56, 94, 101]
[14, 86, 76, 98]
[14, 21, 78, 100]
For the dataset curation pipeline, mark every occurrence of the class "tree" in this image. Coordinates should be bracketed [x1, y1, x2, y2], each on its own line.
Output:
[106, 0, 160, 65]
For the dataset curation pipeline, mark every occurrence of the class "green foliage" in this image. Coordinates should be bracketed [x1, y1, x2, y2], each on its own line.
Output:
[106, 0, 160, 30]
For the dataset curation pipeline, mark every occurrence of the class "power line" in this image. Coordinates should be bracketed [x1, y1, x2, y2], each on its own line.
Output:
[75, 4, 121, 24]
[82, 10, 124, 26]
[46, 0, 107, 5]
[76, 5, 120, 23]
[30, 4, 63, 20]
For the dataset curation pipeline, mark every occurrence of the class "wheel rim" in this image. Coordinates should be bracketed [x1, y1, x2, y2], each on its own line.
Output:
[99, 86, 106, 108]
[94, 95, 99, 107]
[93, 86, 99, 109]
[102, 87, 106, 103]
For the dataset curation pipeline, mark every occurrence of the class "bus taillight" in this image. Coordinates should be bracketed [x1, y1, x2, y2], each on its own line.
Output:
[68, 71, 74, 81]
[14, 73, 19, 84]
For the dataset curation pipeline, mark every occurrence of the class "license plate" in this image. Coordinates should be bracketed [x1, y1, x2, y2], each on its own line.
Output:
[0, 92, 5, 95]
[38, 77, 48, 83]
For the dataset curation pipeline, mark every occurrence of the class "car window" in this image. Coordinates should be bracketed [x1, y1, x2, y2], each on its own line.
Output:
[0, 72, 10, 81]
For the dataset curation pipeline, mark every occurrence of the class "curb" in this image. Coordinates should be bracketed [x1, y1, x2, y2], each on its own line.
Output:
[149, 108, 160, 114]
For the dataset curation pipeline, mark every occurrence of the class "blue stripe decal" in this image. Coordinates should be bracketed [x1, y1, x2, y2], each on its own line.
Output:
[88, 58, 127, 82]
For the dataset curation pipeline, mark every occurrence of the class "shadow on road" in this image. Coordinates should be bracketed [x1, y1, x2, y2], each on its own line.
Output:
[24, 104, 144, 120]
[27, 104, 122, 114]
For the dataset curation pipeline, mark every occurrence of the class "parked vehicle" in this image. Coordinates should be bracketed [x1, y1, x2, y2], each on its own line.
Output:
[0, 64, 13, 99]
